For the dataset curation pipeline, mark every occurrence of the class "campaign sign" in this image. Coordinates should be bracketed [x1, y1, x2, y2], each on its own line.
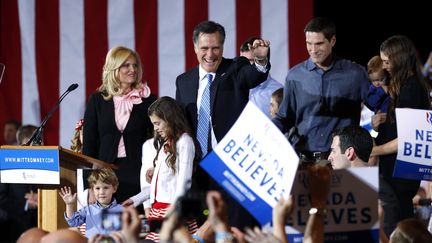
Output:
[286, 167, 379, 243]
[200, 102, 299, 225]
[0, 148, 60, 184]
[394, 108, 432, 180]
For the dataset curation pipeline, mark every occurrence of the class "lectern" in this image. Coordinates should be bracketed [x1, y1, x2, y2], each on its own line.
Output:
[0, 145, 116, 232]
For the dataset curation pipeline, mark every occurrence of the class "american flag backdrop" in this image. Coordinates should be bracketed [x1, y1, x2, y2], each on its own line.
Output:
[0, 0, 312, 147]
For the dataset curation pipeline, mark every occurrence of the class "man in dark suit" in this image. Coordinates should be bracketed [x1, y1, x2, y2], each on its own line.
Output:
[175, 20, 270, 229]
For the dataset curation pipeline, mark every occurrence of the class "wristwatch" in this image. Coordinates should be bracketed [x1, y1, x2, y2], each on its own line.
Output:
[309, 207, 327, 216]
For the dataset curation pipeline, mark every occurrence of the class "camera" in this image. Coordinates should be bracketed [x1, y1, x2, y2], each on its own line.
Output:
[418, 198, 432, 206]
[101, 209, 122, 232]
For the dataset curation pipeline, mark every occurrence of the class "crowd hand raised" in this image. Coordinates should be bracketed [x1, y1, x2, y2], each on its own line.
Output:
[250, 39, 270, 60]
[231, 227, 247, 243]
[271, 195, 293, 243]
[272, 195, 294, 226]
[307, 165, 331, 209]
[88, 233, 104, 243]
[59, 186, 76, 205]
[145, 167, 154, 184]
[119, 206, 141, 243]
[25, 190, 38, 209]
[206, 190, 229, 232]
[159, 210, 181, 241]
[244, 226, 282, 243]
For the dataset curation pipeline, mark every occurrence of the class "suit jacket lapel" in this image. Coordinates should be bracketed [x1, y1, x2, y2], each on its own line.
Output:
[190, 67, 199, 102]
[210, 58, 228, 114]
[189, 67, 199, 127]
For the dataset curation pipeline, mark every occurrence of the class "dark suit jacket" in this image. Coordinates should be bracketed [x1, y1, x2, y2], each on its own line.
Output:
[82, 92, 156, 201]
[176, 57, 270, 142]
[175, 57, 270, 229]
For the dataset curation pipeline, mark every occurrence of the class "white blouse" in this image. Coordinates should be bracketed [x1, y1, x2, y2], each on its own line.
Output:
[130, 133, 195, 208]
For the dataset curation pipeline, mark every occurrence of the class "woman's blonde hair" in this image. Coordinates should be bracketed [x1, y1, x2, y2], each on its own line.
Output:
[70, 119, 84, 153]
[98, 46, 143, 100]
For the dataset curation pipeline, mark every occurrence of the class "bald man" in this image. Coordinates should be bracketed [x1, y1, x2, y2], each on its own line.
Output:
[40, 229, 87, 243]
[17, 227, 48, 243]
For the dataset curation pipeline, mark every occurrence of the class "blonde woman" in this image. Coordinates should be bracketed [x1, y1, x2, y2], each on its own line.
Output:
[83, 46, 156, 204]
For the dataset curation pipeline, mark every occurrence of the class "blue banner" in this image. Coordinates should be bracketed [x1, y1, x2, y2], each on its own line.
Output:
[287, 229, 379, 243]
[199, 103, 299, 225]
[201, 152, 273, 225]
[393, 159, 432, 180]
[0, 148, 59, 172]
[395, 108, 432, 181]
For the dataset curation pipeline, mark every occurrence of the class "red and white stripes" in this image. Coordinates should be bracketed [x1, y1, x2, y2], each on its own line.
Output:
[0, 0, 312, 147]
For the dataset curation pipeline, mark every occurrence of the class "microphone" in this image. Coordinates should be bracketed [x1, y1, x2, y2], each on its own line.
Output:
[67, 83, 79, 92]
[0, 63, 5, 84]
[25, 83, 79, 146]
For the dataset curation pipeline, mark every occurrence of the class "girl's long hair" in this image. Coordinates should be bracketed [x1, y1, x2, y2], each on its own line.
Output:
[148, 96, 200, 174]
[380, 35, 431, 120]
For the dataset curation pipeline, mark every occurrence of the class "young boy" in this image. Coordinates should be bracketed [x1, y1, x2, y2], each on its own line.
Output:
[366, 55, 390, 113]
[269, 88, 283, 119]
[60, 168, 123, 238]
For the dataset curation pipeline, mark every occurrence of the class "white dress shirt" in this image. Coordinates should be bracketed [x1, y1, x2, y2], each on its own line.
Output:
[196, 62, 268, 148]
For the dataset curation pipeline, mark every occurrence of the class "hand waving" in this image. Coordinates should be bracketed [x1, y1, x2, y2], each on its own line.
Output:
[59, 186, 77, 205]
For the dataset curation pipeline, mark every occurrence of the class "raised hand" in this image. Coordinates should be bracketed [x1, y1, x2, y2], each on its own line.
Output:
[59, 186, 77, 205]
[273, 196, 294, 227]
[244, 226, 282, 243]
[24, 190, 38, 209]
[206, 190, 229, 232]
[250, 39, 270, 63]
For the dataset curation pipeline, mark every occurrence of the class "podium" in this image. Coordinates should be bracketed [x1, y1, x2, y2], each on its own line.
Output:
[0, 145, 116, 232]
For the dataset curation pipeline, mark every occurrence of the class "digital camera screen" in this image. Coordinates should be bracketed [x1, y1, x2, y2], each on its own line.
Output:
[101, 211, 122, 232]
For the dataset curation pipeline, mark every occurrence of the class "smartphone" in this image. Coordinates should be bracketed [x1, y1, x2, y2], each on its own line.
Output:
[101, 209, 122, 232]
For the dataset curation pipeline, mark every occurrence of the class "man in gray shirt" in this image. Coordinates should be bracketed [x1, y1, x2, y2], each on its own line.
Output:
[273, 17, 369, 161]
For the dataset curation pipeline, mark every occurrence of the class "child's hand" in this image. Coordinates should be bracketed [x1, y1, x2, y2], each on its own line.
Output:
[122, 198, 134, 207]
[59, 186, 77, 205]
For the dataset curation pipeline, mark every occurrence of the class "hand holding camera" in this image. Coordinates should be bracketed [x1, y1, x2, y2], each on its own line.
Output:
[89, 207, 141, 243]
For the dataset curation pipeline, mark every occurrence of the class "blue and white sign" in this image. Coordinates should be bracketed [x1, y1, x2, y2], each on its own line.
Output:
[394, 108, 432, 180]
[0, 147, 60, 184]
[286, 167, 379, 243]
[200, 102, 299, 225]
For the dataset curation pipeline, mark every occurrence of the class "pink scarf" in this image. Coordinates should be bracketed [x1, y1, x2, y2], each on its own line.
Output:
[113, 83, 151, 157]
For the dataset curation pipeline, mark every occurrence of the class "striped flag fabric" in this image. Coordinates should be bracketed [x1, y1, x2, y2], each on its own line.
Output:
[0, 0, 312, 147]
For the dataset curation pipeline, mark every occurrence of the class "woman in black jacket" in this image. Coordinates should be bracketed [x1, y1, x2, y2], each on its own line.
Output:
[83, 46, 156, 203]
[371, 35, 431, 237]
